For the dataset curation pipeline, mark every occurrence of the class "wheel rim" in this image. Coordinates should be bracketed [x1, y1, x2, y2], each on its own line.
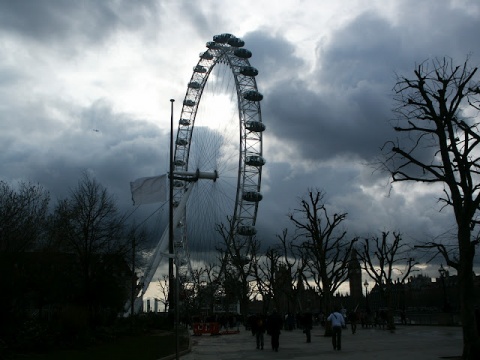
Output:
[173, 33, 265, 278]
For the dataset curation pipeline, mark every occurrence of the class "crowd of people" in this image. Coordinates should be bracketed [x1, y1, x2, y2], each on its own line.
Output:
[248, 306, 349, 352]
[193, 306, 397, 353]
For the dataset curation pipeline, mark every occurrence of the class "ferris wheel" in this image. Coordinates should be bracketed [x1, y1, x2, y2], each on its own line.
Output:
[172, 33, 266, 279]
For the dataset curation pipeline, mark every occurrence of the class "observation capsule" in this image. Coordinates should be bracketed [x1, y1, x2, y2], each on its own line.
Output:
[238, 225, 257, 236]
[194, 65, 207, 73]
[174, 159, 186, 166]
[183, 99, 195, 107]
[243, 90, 263, 102]
[240, 66, 258, 77]
[206, 41, 220, 49]
[199, 51, 213, 60]
[179, 118, 191, 126]
[213, 33, 233, 43]
[234, 48, 252, 59]
[245, 155, 266, 167]
[176, 138, 188, 146]
[228, 37, 245, 47]
[188, 81, 202, 89]
[245, 120, 266, 132]
[174, 180, 184, 188]
[242, 191, 263, 202]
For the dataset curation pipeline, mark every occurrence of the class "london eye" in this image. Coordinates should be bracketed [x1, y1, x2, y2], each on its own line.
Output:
[171, 33, 266, 280]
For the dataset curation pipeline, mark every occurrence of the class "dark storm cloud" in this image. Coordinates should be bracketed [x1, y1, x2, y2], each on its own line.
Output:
[0, 0, 158, 45]
[265, 79, 394, 162]
[236, 24, 396, 164]
[0, 98, 168, 208]
[253, 5, 480, 167]
[242, 31, 304, 85]
[241, 2, 480, 266]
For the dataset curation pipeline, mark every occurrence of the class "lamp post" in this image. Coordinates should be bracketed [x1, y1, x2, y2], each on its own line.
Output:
[364, 280, 369, 312]
[169, 99, 179, 360]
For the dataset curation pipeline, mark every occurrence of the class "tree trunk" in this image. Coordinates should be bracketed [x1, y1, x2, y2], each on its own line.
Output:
[323, 290, 333, 336]
[458, 228, 480, 359]
[385, 288, 396, 332]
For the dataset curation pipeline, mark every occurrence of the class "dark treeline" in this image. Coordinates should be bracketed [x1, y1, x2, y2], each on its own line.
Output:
[0, 173, 141, 355]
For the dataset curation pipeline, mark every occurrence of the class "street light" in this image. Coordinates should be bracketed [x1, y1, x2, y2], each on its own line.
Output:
[364, 280, 369, 312]
[168, 99, 179, 360]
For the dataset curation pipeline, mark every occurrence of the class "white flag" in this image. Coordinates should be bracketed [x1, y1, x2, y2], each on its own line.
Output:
[130, 174, 167, 205]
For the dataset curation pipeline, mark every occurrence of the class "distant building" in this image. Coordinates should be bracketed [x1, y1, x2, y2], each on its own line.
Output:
[348, 249, 363, 304]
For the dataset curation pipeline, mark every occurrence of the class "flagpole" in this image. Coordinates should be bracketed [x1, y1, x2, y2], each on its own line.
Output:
[169, 99, 174, 300]
[168, 99, 178, 360]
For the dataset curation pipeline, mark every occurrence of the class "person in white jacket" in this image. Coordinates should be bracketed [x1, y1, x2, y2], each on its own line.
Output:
[327, 307, 345, 351]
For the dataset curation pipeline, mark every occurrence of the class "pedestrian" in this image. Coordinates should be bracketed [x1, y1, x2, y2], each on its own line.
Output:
[400, 308, 407, 325]
[303, 311, 313, 343]
[327, 307, 345, 351]
[349, 308, 358, 334]
[252, 313, 266, 350]
[267, 309, 283, 352]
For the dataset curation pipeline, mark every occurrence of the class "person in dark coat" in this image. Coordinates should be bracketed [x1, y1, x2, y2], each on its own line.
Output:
[251, 313, 266, 349]
[303, 311, 313, 343]
[267, 309, 283, 352]
[349, 308, 359, 334]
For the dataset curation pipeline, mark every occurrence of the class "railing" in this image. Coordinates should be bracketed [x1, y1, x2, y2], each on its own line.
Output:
[404, 312, 460, 326]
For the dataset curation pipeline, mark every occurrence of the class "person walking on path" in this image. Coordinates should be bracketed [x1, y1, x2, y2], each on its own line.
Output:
[267, 309, 283, 352]
[349, 308, 359, 335]
[303, 311, 313, 343]
[252, 313, 266, 350]
[327, 307, 345, 351]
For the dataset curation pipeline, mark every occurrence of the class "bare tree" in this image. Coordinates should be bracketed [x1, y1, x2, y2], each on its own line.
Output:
[0, 180, 50, 335]
[0, 180, 50, 253]
[251, 245, 280, 313]
[215, 219, 258, 317]
[289, 190, 357, 316]
[358, 231, 417, 330]
[157, 275, 170, 312]
[51, 173, 129, 324]
[250, 230, 300, 315]
[384, 57, 480, 358]
[196, 262, 222, 314]
[125, 224, 148, 317]
[275, 229, 302, 313]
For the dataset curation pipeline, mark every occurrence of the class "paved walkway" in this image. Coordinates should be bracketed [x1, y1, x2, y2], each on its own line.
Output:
[179, 325, 463, 360]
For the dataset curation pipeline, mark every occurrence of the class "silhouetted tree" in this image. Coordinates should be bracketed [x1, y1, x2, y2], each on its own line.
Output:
[358, 231, 417, 330]
[251, 245, 280, 313]
[216, 218, 258, 317]
[50, 173, 130, 326]
[383, 57, 480, 358]
[0, 180, 50, 337]
[0, 180, 50, 253]
[289, 190, 357, 317]
[157, 275, 170, 312]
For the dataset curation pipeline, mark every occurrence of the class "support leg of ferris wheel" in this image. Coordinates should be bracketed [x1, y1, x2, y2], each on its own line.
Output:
[128, 170, 217, 314]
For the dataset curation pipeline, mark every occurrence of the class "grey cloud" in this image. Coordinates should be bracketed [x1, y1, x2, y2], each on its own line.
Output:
[0, 98, 168, 207]
[242, 31, 305, 85]
[0, 0, 159, 46]
[262, 77, 395, 162]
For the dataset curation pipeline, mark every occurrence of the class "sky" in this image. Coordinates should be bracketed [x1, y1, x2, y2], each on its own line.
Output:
[1, 0, 480, 293]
